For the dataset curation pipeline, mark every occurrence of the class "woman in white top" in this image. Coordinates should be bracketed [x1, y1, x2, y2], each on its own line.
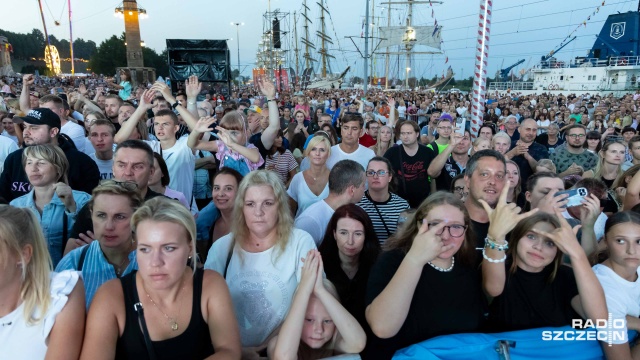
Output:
[0, 205, 85, 360]
[593, 211, 640, 360]
[397, 99, 407, 120]
[204, 170, 317, 356]
[287, 135, 331, 217]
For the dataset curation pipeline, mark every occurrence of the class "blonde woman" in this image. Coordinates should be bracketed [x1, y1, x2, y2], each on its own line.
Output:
[583, 140, 626, 188]
[205, 170, 317, 356]
[491, 131, 512, 156]
[288, 135, 332, 217]
[370, 125, 394, 157]
[10, 144, 91, 267]
[0, 205, 85, 359]
[82, 197, 241, 360]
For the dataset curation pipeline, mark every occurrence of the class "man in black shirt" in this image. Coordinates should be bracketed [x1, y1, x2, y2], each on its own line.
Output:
[507, 118, 549, 186]
[384, 121, 435, 208]
[464, 149, 508, 249]
[65, 140, 164, 253]
[427, 130, 471, 192]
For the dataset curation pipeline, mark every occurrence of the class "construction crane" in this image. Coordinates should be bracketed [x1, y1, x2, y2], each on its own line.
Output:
[498, 59, 525, 81]
[541, 36, 577, 62]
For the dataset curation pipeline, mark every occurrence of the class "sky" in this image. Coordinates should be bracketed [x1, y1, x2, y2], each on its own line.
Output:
[4, 0, 640, 80]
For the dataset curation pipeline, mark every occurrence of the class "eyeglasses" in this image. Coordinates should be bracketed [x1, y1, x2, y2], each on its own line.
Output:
[427, 222, 468, 238]
[100, 179, 138, 191]
[454, 186, 465, 193]
[366, 170, 389, 177]
[567, 134, 586, 139]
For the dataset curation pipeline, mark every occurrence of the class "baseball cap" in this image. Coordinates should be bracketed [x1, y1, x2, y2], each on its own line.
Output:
[437, 113, 454, 123]
[13, 108, 61, 129]
[29, 91, 40, 98]
[244, 105, 262, 115]
[364, 101, 374, 108]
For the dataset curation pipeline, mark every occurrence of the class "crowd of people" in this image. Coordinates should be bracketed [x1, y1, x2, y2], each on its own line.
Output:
[2, 70, 640, 359]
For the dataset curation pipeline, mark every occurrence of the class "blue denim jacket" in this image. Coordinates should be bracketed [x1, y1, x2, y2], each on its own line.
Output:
[11, 189, 91, 267]
[196, 200, 220, 241]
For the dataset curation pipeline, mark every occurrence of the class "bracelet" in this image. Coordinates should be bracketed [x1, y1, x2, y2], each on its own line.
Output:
[482, 248, 507, 263]
[485, 236, 509, 251]
[188, 101, 196, 105]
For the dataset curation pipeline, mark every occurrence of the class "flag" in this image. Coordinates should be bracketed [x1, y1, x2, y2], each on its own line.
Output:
[432, 21, 439, 37]
[361, 19, 365, 37]
[445, 56, 449, 64]
[432, 9, 435, 17]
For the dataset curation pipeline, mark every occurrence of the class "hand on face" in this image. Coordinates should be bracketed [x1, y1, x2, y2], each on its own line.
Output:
[532, 207, 583, 259]
[406, 221, 455, 267]
[482, 180, 538, 240]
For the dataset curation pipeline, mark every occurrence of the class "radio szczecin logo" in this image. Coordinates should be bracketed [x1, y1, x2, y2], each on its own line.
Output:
[541, 314, 625, 346]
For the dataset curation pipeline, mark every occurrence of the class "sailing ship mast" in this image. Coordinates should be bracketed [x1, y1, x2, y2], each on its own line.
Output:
[379, 1, 443, 89]
[294, 11, 300, 78]
[317, 0, 335, 78]
[301, 0, 315, 71]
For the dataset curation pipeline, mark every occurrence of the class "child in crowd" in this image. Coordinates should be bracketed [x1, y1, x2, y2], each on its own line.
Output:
[187, 112, 264, 176]
[268, 250, 366, 360]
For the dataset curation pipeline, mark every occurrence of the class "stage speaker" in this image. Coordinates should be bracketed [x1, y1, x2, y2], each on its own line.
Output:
[273, 19, 281, 49]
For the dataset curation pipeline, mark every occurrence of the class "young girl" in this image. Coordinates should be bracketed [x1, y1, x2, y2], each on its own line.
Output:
[593, 211, 640, 359]
[268, 250, 366, 360]
[471, 138, 491, 156]
[295, 95, 311, 121]
[187, 112, 264, 176]
[265, 130, 299, 186]
[482, 184, 607, 332]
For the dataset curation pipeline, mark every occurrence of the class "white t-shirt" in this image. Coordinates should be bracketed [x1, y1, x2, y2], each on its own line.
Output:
[204, 229, 316, 347]
[326, 144, 375, 170]
[144, 137, 196, 201]
[0, 271, 80, 360]
[1, 131, 19, 144]
[89, 153, 114, 180]
[593, 264, 640, 344]
[0, 134, 19, 173]
[562, 211, 607, 241]
[61, 121, 87, 153]
[287, 172, 330, 218]
[81, 137, 93, 156]
[294, 200, 334, 245]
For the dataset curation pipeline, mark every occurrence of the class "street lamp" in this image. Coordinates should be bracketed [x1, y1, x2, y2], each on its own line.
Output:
[406, 67, 411, 89]
[231, 22, 244, 82]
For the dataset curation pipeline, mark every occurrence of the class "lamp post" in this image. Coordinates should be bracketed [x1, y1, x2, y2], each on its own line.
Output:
[406, 67, 411, 89]
[231, 22, 244, 82]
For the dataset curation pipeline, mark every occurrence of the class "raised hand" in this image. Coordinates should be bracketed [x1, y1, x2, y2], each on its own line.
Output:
[536, 190, 569, 214]
[256, 75, 276, 99]
[406, 221, 454, 267]
[23, 74, 35, 86]
[78, 83, 88, 96]
[185, 75, 202, 99]
[481, 180, 538, 240]
[313, 251, 327, 296]
[150, 81, 171, 99]
[579, 193, 601, 226]
[215, 126, 235, 147]
[139, 89, 156, 110]
[299, 250, 319, 296]
[194, 116, 216, 133]
[532, 207, 583, 259]
[54, 182, 76, 211]
[387, 96, 396, 108]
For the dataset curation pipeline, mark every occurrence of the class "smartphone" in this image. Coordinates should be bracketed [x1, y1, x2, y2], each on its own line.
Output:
[555, 187, 588, 208]
[455, 117, 466, 135]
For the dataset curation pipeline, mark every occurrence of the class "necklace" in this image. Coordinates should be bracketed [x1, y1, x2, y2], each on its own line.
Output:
[143, 279, 186, 332]
[427, 256, 455, 272]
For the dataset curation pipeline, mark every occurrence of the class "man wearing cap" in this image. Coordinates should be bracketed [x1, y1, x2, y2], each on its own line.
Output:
[0, 108, 100, 202]
[426, 114, 455, 155]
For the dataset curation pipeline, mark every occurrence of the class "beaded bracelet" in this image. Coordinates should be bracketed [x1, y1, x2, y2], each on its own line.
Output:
[482, 248, 507, 263]
[484, 236, 509, 252]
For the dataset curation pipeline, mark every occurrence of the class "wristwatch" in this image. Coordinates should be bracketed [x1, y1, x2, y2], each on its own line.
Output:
[172, 101, 180, 109]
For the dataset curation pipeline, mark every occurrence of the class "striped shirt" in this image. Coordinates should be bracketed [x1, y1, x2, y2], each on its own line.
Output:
[56, 240, 137, 309]
[356, 191, 410, 244]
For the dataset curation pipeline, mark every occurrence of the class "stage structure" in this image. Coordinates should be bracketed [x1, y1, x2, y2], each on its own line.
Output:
[166, 39, 231, 95]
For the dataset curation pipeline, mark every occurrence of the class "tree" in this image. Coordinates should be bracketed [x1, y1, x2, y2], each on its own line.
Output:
[143, 47, 168, 76]
[88, 34, 126, 75]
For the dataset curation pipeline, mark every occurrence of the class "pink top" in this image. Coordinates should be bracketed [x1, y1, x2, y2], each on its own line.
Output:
[215, 141, 265, 171]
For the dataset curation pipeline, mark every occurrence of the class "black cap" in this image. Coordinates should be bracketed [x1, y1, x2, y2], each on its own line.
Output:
[13, 108, 61, 130]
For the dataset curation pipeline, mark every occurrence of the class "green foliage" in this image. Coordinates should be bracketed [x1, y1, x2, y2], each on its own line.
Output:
[20, 64, 48, 75]
[143, 47, 168, 76]
[88, 34, 126, 75]
[0, 28, 95, 60]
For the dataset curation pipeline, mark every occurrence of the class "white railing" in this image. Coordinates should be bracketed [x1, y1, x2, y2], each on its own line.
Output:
[488, 82, 534, 91]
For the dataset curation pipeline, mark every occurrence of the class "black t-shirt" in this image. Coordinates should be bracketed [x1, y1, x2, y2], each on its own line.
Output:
[434, 156, 466, 192]
[535, 133, 565, 152]
[384, 144, 435, 208]
[363, 249, 486, 360]
[488, 261, 579, 332]
[470, 219, 490, 250]
[324, 262, 371, 333]
[509, 140, 549, 188]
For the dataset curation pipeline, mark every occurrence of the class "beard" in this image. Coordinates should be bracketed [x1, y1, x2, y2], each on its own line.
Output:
[568, 141, 584, 149]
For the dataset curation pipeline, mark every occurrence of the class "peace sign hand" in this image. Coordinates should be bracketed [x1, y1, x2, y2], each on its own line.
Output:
[480, 180, 538, 241]
[406, 221, 455, 267]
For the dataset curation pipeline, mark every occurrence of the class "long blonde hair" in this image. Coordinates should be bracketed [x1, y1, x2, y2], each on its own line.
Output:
[371, 125, 394, 157]
[131, 197, 197, 270]
[0, 205, 52, 324]
[231, 170, 294, 262]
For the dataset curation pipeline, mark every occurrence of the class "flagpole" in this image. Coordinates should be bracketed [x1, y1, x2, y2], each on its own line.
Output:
[364, 0, 370, 93]
[470, 0, 492, 139]
[69, 0, 75, 75]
